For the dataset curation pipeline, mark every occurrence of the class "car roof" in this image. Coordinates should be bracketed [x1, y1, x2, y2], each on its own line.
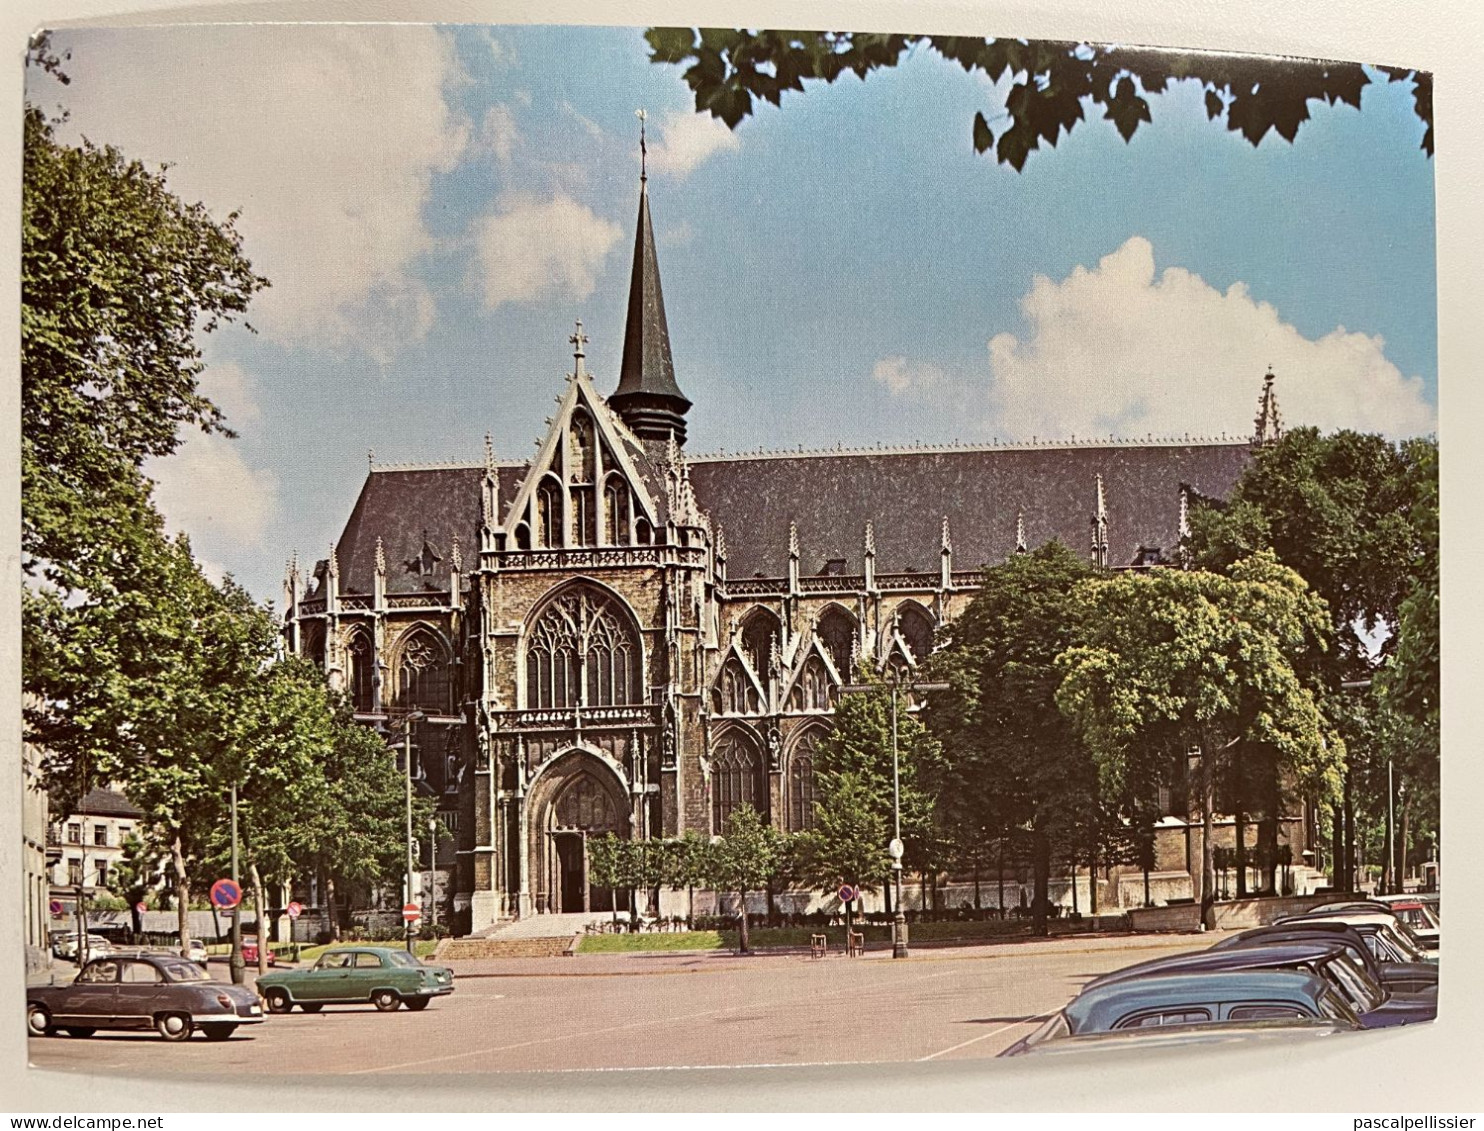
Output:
[1012, 1017, 1350, 1056]
[1085, 941, 1350, 990]
[1064, 970, 1333, 1034]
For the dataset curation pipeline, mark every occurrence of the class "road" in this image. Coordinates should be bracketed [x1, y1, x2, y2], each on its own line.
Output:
[26, 933, 1221, 1076]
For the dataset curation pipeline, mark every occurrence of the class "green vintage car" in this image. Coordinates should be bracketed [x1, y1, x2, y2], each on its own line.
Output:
[256, 946, 454, 1013]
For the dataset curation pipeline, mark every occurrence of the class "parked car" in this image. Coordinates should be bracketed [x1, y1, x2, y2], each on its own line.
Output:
[1211, 923, 1437, 996]
[1277, 912, 1437, 966]
[240, 936, 276, 966]
[1370, 896, 1441, 948]
[1003, 1017, 1353, 1057]
[182, 938, 209, 967]
[999, 969, 1362, 1057]
[27, 953, 263, 1041]
[255, 946, 454, 1013]
[1081, 940, 1435, 1028]
[54, 933, 114, 963]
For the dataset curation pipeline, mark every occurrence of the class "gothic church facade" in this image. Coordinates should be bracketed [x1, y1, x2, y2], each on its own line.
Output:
[282, 172, 1283, 934]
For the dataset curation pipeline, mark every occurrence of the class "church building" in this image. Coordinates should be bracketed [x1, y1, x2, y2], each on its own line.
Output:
[281, 163, 1291, 934]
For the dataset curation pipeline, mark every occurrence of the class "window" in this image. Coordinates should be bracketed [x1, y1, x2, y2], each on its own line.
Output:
[553, 774, 623, 832]
[67, 858, 82, 886]
[445, 754, 459, 793]
[715, 657, 761, 715]
[525, 588, 639, 710]
[537, 482, 560, 548]
[740, 611, 780, 677]
[355, 952, 385, 968]
[788, 655, 833, 712]
[96, 861, 109, 887]
[1115, 1008, 1211, 1029]
[120, 961, 163, 984]
[347, 631, 376, 714]
[1228, 1005, 1306, 1021]
[67, 823, 81, 845]
[712, 731, 765, 832]
[439, 810, 460, 834]
[815, 608, 857, 678]
[77, 960, 118, 984]
[605, 480, 630, 544]
[93, 824, 108, 847]
[397, 629, 450, 714]
[897, 605, 936, 664]
[788, 732, 821, 832]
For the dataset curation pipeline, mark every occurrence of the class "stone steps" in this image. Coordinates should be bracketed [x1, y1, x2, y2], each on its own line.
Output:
[438, 934, 578, 960]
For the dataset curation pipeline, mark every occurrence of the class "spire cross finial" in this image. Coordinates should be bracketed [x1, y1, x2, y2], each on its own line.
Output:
[569, 319, 588, 377]
[636, 108, 648, 182]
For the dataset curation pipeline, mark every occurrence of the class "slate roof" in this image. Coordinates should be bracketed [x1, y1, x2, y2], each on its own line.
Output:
[686, 442, 1253, 579]
[72, 787, 143, 819]
[322, 464, 522, 597]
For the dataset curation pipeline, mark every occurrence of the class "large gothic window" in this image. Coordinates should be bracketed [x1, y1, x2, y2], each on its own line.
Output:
[712, 731, 765, 832]
[537, 482, 560, 548]
[815, 607, 857, 679]
[604, 478, 629, 545]
[397, 628, 451, 714]
[525, 588, 640, 710]
[346, 629, 376, 714]
[897, 604, 936, 664]
[788, 730, 822, 832]
[740, 608, 781, 678]
[552, 773, 623, 832]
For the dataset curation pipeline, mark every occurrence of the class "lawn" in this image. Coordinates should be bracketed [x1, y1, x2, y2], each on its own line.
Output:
[577, 931, 724, 953]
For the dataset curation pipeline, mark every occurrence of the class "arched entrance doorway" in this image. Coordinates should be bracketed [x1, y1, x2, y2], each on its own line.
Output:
[528, 750, 631, 914]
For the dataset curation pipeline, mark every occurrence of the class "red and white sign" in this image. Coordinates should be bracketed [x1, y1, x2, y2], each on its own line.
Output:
[209, 878, 242, 909]
[838, 884, 857, 904]
[135, 902, 147, 914]
[49, 899, 64, 917]
[286, 901, 303, 920]
[402, 902, 421, 923]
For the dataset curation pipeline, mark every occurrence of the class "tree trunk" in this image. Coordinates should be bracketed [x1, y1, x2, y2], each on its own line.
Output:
[250, 861, 269, 977]
[737, 891, 751, 954]
[998, 838, 1006, 916]
[1235, 797, 1248, 898]
[1070, 861, 1079, 916]
[1031, 828, 1051, 937]
[765, 879, 776, 925]
[172, 834, 192, 951]
[687, 883, 694, 929]
[1400, 790, 1411, 889]
[1200, 752, 1217, 931]
[1089, 841, 1099, 916]
[973, 858, 982, 913]
[325, 874, 341, 942]
[883, 877, 892, 917]
[1330, 803, 1343, 892]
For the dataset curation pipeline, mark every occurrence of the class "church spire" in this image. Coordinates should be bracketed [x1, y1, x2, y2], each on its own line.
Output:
[610, 111, 692, 447]
[1253, 367, 1283, 447]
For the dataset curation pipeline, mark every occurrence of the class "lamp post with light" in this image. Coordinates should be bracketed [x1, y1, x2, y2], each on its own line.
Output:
[842, 670, 947, 959]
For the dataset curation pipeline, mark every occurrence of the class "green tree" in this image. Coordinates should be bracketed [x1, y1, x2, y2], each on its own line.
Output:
[927, 542, 1100, 934]
[710, 805, 779, 954]
[645, 31, 1432, 171]
[110, 833, 162, 941]
[1056, 553, 1342, 929]
[795, 773, 890, 936]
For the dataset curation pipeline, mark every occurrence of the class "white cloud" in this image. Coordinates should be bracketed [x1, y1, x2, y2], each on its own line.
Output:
[876, 236, 1433, 441]
[53, 25, 469, 363]
[148, 435, 280, 549]
[473, 195, 623, 309]
[198, 360, 260, 428]
[646, 110, 740, 178]
[873, 356, 946, 395]
[481, 104, 521, 165]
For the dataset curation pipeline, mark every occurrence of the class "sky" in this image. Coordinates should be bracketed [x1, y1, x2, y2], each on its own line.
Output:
[30, 23, 1438, 604]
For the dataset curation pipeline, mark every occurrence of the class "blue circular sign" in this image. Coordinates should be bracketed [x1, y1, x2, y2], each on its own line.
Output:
[210, 878, 242, 909]
[838, 884, 857, 903]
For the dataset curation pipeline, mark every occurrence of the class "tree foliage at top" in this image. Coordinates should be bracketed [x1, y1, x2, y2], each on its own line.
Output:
[644, 30, 1432, 172]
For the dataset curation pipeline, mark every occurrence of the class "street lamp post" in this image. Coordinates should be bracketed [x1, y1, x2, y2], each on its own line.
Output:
[402, 711, 423, 954]
[844, 671, 947, 960]
[427, 815, 438, 933]
[229, 782, 245, 985]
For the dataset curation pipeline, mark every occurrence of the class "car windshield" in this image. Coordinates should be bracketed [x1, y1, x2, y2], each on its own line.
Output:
[1379, 921, 1427, 962]
[1022, 1012, 1071, 1047]
[386, 951, 419, 968]
[1321, 954, 1384, 1012]
[162, 960, 209, 983]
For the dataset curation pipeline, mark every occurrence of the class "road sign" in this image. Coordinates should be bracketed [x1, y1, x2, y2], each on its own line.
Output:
[135, 902, 147, 914]
[888, 838, 905, 860]
[286, 901, 303, 920]
[209, 878, 242, 909]
[402, 902, 421, 923]
[838, 884, 857, 903]
[49, 899, 64, 917]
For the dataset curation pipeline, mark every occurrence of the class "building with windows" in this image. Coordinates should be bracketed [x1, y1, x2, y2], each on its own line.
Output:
[47, 787, 144, 901]
[282, 169, 1293, 933]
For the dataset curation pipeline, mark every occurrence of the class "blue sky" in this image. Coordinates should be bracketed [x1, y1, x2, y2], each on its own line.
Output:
[33, 23, 1437, 604]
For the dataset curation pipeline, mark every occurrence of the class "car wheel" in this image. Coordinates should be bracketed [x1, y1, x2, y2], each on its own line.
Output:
[200, 1024, 237, 1042]
[300, 1003, 323, 1013]
[27, 1005, 55, 1037]
[371, 989, 401, 1012]
[63, 1027, 96, 1038]
[404, 997, 430, 1012]
[155, 1012, 193, 1042]
[264, 989, 293, 1014]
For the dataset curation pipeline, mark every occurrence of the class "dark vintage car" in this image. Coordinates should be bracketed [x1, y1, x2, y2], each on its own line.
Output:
[1212, 923, 1437, 995]
[1080, 940, 1435, 1028]
[1004, 1017, 1353, 1057]
[999, 969, 1362, 1056]
[255, 946, 454, 1013]
[27, 952, 264, 1041]
[1275, 912, 1438, 966]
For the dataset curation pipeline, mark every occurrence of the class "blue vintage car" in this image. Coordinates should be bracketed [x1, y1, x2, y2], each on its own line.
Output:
[1000, 969, 1361, 1056]
[255, 946, 454, 1013]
